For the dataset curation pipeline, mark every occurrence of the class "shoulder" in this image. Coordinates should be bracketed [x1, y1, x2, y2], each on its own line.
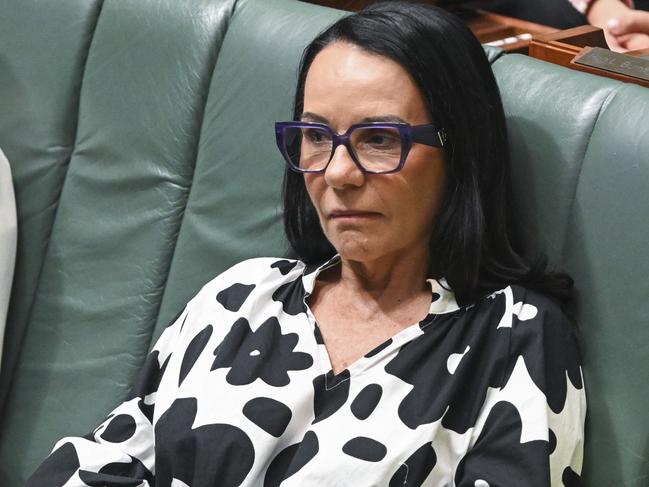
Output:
[501, 285, 584, 413]
[473, 284, 581, 382]
[157, 256, 306, 352]
[208, 256, 304, 285]
[505, 284, 577, 352]
[477, 284, 574, 339]
[172, 256, 310, 334]
[189, 257, 305, 306]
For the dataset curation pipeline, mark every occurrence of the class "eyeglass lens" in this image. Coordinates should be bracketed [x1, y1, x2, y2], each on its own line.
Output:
[282, 126, 403, 172]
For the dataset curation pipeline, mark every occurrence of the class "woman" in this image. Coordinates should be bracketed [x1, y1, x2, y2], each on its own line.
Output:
[27, 2, 585, 486]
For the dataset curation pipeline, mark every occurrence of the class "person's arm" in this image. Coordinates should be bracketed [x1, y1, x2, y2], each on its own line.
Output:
[607, 10, 649, 50]
[454, 290, 586, 486]
[585, 0, 632, 26]
[580, 0, 649, 51]
[25, 306, 189, 487]
[584, 0, 633, 50]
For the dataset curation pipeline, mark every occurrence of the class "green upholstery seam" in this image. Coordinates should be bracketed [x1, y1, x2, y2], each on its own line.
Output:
[559, 83, 623, 267]
[141, 0, 240, 360]
[0, 0, 107, 418]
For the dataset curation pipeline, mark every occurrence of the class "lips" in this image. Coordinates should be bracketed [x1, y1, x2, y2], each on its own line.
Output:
[329, 210, 381, 219]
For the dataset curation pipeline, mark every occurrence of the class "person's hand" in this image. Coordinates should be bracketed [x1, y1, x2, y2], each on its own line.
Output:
[606, 11, 649, 51]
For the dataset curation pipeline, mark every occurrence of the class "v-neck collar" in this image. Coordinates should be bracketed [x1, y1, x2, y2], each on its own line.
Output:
[298, 254, 462, 383]
[300, 253, 460, 316]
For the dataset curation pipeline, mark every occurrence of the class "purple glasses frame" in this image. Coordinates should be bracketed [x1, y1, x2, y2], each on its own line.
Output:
[274, 121, 448, 174]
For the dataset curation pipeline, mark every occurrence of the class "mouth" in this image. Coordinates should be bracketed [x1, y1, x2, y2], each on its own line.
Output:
[329, 210, 382, 220]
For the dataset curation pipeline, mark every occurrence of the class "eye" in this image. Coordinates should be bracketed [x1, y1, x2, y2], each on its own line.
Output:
[361, 130, 400, 149]
[367, 134, 393, 146]
[303, 128, 328, 144]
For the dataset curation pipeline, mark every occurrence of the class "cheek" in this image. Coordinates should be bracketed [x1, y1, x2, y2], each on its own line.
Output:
[399, 160, 446, 229]
[303, 174, 317, 201]
[420, 171, 446, 213]
[303, 175, 325, 216]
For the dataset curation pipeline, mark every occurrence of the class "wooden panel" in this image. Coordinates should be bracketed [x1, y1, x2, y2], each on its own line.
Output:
[529, 25, 649, 88]
[529, 40, 581, 66]
[571, 47, 649, 87]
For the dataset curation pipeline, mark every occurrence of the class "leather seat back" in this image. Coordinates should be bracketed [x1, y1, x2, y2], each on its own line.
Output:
[1, 0, 648, 485]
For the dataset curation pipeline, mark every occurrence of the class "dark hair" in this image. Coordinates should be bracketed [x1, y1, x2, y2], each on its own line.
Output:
[282, 1, 572, 306]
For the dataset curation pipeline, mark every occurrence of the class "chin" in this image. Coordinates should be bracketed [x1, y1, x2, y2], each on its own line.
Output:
[333, 239, 384, 262]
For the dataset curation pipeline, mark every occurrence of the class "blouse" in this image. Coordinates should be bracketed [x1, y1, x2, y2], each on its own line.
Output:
[27, 255, 586, 487]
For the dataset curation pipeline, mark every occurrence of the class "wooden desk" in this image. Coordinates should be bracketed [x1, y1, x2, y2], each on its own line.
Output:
[450, 8, 555, 54]
[529, 26, 649, 88]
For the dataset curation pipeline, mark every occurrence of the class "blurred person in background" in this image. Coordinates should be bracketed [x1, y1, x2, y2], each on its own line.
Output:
[483, 0, 649, 51]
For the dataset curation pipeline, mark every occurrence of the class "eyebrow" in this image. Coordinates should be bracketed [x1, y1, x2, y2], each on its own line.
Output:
[300, 112, 329, 123]
[299, 112, 408, 124]
[358, 115, 408, 124]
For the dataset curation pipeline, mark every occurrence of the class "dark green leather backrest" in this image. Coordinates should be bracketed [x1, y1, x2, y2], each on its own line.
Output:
[493, 56, 649, 486]
[1, 0, 648, 485]
[152, 0, 347, 342]
[0, 0, 104, 427]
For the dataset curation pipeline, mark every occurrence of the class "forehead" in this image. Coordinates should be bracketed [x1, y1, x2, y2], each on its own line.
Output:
[303, 42, 429, 126]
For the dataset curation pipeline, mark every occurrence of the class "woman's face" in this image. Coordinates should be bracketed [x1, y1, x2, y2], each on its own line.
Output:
[302, 42, 446, 264]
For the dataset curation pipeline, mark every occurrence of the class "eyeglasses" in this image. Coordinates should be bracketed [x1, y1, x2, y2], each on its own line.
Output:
[275, 121, 447, 174]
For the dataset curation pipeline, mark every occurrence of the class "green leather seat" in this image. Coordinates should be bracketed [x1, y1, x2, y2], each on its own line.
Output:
[1, 0, 647, 485]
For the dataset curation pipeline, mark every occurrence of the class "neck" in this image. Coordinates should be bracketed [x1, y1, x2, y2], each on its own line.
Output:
[326, 243, 431, 302]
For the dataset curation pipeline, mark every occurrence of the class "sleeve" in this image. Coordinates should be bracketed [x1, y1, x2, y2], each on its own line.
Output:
[569, 0, 596, 15]
[568, 0, 634, 15]
[454, 288, 587, 487]
[0, 147, 17, 370]
[25, 305, 190, 487]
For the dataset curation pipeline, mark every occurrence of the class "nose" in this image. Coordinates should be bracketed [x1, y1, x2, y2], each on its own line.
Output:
[323, 143, 365, 189]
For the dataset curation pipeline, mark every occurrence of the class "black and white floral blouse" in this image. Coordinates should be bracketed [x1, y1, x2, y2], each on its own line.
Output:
[28, 255, 586, 487]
